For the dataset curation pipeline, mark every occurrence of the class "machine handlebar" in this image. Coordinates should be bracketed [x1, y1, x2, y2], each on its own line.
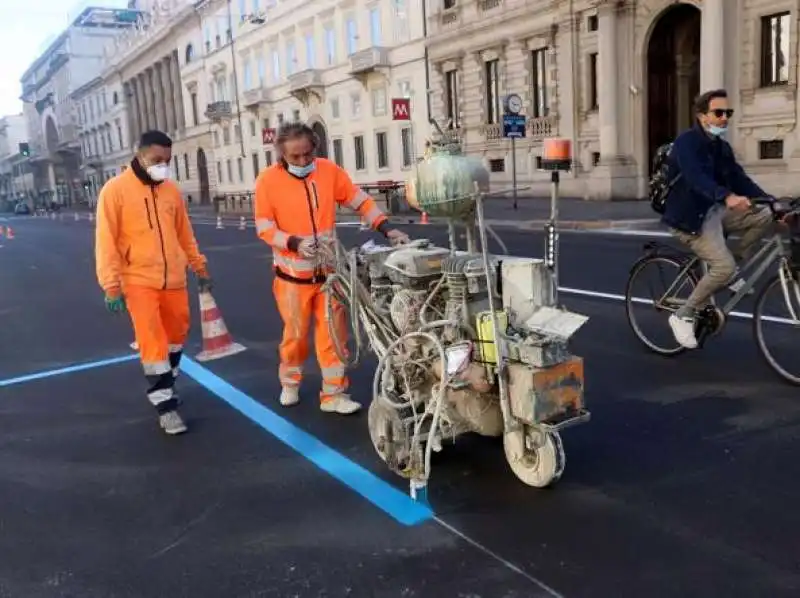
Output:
[751, 196, 800, 220]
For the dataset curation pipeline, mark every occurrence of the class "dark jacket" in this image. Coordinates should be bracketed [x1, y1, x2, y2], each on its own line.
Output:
[662, 123, 767, 235]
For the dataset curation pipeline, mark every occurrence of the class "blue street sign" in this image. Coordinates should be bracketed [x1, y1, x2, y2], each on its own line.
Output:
[502, 114, 526, 138]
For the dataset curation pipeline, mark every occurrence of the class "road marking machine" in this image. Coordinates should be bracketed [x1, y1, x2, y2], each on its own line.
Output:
[321, 127, 590, 501]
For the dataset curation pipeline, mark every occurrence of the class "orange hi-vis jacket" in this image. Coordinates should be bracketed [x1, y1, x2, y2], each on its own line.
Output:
[254, 158, 389, 282]
[95, 167, 207, 293]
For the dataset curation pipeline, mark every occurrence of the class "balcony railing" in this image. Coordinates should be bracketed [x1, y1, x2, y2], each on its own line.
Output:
[242, 87, 273, 109]
[349, 47, 390, 75]
[205, 101, 232, 122]
[288, 69, 323, 93]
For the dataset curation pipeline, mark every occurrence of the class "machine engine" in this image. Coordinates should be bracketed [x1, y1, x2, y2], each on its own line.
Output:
[352, 239, 589, 488]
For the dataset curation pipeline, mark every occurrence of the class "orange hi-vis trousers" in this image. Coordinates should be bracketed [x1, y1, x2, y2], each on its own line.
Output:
[125, 285, 190, 414]
[273, 276, 348, 402]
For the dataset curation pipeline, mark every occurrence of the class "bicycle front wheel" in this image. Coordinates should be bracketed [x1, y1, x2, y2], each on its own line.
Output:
[753, 268, 800, 385]
[625, 254, 698, 356]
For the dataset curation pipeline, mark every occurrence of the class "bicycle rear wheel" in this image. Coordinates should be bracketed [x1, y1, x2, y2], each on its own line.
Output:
[753, 267, 800, 385]
[625, 254, 698, 355]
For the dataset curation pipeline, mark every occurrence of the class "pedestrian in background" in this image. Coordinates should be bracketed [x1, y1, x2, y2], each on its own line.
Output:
[95, 130, 212, 435]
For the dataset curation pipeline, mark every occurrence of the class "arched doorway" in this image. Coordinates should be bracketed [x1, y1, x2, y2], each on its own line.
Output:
[311, 121, 329, 159]
[646, 3, 701, 172]
[197, 148, 210, 205]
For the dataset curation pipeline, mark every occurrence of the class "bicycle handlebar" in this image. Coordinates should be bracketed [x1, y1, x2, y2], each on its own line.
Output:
[751, 196, 800, 218]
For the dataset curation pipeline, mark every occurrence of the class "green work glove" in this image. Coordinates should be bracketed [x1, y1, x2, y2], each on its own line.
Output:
[104, 290, 126, 314]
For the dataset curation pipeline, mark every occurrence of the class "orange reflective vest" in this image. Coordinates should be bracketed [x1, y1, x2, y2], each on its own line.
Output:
[254, 158, 388, 281]
[95, 167, 207, 292]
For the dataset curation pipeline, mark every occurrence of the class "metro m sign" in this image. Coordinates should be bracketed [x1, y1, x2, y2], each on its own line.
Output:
[262, 127, 276, 145]
[392, 98, 411, 121]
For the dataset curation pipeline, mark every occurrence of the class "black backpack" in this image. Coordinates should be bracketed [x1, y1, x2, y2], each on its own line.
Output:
[649, 142, 682, 214]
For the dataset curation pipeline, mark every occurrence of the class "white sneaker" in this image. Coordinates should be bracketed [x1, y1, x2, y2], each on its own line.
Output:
[159, 410, 188, 435]
[320, 394, 362, 414]
[669, 314, 698, 349]
[279, 386, 300, 407]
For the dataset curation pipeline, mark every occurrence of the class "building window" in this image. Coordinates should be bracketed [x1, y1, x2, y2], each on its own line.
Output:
[265, 150, 273, 165]
[489, 158, 505, 172]
[226, 159, 233, 182]
[272, 50, 281, 82]
[372, 88, 387, 116]
[293, 109, 301, 122]
[217, 161, 223, 182]
[223, 127, 230, 145]
[252, 152, 260, 176]
[588, 53, 598, 109]
[332, 138, 344, 166]
[243, 58, 252, 90]
[401, 128, 413, 167]
[346, 18, 357, 56]
[375, 131, 389, 169]
[759, 139, 784, 160]
[353, 135, 365, 170]
[531, 48, 548, 118]
[445, 69, 459, 127]
[392, 0, 409, 43]
[324, 27, 336, 65]
[369, 8, 381, 46]
[761, 12, 790, 86]
[305, 34, 315, 68]
[330, 97, 340, 119]
[351, 92, 361, 118]
[173, 156, 181, 180]
[237, 157, 244, 182]
[484, 59, 500, 124]
[443, 0, 456, 8]
[256, 51, 266, 86]
[250, 120, 257, 137]
[184, 154, 190, 179]
[286, 42, 297, 75]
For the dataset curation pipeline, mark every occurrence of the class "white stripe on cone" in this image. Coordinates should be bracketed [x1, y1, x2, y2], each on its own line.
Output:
[195, 291, 246, 362]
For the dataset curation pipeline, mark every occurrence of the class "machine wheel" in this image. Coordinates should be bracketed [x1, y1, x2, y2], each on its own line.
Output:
[367, 397, 413, 476]
[503, 426, 565, 488]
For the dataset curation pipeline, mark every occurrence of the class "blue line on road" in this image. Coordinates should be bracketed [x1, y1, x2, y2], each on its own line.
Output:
[180, 356, 434, 527]
[0, 354, 138, 387]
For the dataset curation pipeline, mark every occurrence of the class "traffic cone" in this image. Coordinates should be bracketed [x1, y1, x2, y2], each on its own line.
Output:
[195, 291, 246, 362]
[239, 216, 246, 230]
[74, 212, 79, 221]
[216, 215, 223, 229]
[6, 227, 14, 240]
[420, 211, 429, 224]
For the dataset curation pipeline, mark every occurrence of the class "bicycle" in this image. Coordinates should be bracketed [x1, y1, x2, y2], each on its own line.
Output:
[624, 197, 800, 384]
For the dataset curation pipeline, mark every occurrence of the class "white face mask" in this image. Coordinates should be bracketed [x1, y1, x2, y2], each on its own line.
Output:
[146, 163, 171, 182]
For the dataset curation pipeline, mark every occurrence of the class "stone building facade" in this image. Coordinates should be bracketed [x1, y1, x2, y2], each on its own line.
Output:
[425, 0, 798, 199]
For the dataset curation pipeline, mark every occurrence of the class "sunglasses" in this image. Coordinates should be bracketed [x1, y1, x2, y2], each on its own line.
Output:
[710, 109, 734, 118]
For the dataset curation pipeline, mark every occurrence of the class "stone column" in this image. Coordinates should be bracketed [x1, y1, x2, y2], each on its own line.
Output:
[137, 73, 149, 131]
[155, 63, 168, 131]
[124, 81, 137, 148]
[163, 56, 177, 133]
[133, 78, 145, 143]
[700, 0, 725, 91]
[597, 1, 618, 161]
[171, 50, 186, 131]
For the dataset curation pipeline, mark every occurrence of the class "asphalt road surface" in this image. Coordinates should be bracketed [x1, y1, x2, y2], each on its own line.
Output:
[1, 214, 799, 598]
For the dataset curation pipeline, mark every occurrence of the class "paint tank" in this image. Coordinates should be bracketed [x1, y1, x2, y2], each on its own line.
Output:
[405, 154, 489, 219]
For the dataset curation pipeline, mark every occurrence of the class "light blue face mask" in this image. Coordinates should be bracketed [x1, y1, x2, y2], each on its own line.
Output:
[708, 125, 727, 137]
[287, 161, 315, 178]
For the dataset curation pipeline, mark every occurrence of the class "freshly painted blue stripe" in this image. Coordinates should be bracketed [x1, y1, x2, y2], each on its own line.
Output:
[0, 354, 139, 387]
[180, 357, 434, 526]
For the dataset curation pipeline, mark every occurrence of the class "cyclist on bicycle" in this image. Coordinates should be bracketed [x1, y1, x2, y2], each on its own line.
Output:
[662, 89, 775, 349]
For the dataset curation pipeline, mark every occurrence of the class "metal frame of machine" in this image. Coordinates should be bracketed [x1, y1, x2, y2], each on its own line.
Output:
[320, 130, 591, 502]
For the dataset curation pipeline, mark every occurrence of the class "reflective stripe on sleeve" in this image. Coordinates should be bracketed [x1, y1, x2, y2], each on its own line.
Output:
[344, 188, 370, 211]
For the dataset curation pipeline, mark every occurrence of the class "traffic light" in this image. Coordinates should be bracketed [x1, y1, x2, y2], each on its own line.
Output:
[18, 142, 30, 157]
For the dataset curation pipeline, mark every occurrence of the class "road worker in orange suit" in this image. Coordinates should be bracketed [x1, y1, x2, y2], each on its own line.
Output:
[254, 122, 409, 414]
[95, 130, 212, 435]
